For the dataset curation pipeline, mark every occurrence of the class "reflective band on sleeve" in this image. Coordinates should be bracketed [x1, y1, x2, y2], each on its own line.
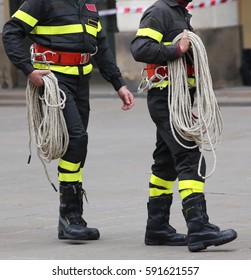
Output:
[12, 10, 38, 27]
[58, 159, 81, 172]
[33, 63, 93, 75]
[150, 174, 175, 189]
[136, 28, 163, 43]
[30, 24, 84, 35]
[178, 180, 204, 192]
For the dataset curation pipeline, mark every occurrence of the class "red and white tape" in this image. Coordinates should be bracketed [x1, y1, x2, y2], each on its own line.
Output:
[99, 0, 237, 16]
[187, 0, 237, 10]
[99, 7, 145, 16]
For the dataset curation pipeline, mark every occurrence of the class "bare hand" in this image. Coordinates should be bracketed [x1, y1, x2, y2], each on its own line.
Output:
[117, 86, 134, 110]
[28, 69, 51, 86]
[179, 29, 191, 54]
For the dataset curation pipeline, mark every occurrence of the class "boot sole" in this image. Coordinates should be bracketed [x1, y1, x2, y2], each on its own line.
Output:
[188, 231, 237, 252]
[58, 230, 100, 240]
[145, 238, 188, 246]
[58, 230, 89, 240]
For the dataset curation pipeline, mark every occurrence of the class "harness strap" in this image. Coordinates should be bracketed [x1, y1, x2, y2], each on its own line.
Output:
[137, 63, 195, 93]
[146, 64, 195, 81]
[31, 43, 90, 65]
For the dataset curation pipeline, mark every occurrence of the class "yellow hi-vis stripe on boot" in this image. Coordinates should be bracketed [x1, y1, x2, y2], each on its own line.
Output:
[149, 174, 174, 197]
[179, 180, 204, 200]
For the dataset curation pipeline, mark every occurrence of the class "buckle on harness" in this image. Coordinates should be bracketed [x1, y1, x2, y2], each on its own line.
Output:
[137, 63, 195, 94]
[137, 64, 169, 93]
[30, 43, 92, 66]
[30, 44, 56, 65]
[80, 53, 90, 64]
[147, 64, 168, 82]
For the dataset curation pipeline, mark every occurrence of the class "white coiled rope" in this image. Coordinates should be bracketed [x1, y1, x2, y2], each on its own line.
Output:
[167, 31, 223, 179]
[26, 72, 69, 191]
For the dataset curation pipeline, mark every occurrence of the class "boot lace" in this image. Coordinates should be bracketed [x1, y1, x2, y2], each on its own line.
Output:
[162, 205, 176, 233]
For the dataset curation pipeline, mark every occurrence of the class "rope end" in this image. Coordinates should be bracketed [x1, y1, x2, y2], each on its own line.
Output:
[51, 183, 58, 192]
[27, 155, 31, 164]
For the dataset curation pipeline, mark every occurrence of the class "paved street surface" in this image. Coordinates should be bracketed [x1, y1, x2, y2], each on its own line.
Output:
[0, 84, 251, 260]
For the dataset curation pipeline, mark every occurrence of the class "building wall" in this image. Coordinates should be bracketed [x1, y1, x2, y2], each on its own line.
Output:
[0, 0, 5, 29]
[188, 0, 238, 29]
[238, 0, 251, 48]
[116, 0, 153, 32]
[0, 0, 18, 88]
[116, 0, 238, 31]
[115, 0, 242, 91]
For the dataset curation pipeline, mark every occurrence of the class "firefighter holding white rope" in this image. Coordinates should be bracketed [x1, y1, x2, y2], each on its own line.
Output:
[130, 0, 237, 252]
[2, 0, 134, 241]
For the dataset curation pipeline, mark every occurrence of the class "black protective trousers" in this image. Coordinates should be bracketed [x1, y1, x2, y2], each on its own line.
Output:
[147, 88, 206, 184]
[54, 71, 90, 184]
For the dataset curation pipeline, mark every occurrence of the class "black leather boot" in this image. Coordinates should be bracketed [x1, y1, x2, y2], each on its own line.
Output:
[145, 194, 188, 246]
[182, 193, 237, 252]
[58, 183, 100, 240]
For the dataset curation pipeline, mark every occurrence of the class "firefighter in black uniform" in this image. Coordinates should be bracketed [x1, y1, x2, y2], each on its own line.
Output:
[130, 0, 237, 252]
[2, 0, 134, 241]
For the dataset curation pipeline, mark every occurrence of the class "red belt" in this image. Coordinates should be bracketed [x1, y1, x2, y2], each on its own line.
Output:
[31, 43, 90, 65]
[146, 64, 194, 82]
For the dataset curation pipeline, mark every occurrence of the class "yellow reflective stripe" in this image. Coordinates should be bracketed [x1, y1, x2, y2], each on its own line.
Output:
[30, 24, 83, 35]
[79, 168, 83, 183]
[178, 180, 204, 192]
[150, 174, 174, 189]
[83, 63, 93, 75]
[12, 10, 38, 27]
[154, 80, 169, 88]
[85, 24, 98, 37]
[58, 171, 81, 182]
[188, 78, 196, 87]
[136, 28, 163, 43]
[97, 21, 102, 32]
[33, 63, 93, 75]
[152, 78, 195, 89]
[163, 42, 172, 46]
[179, 188, 204, 200]
[58, 159, 80, 172]
[150, 187, 173, 197]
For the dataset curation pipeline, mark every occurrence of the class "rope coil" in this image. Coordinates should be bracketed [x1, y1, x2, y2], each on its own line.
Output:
[26, 72, 69, 190]
[168, 31, 223, 178]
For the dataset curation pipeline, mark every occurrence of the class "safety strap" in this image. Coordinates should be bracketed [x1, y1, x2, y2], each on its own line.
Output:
[137, 64, 195, 93]
[30, 43, 94, 65]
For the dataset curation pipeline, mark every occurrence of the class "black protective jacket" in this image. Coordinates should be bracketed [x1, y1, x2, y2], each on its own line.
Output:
[130, 0, 193, 65]
[2, 0, 125, 90]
